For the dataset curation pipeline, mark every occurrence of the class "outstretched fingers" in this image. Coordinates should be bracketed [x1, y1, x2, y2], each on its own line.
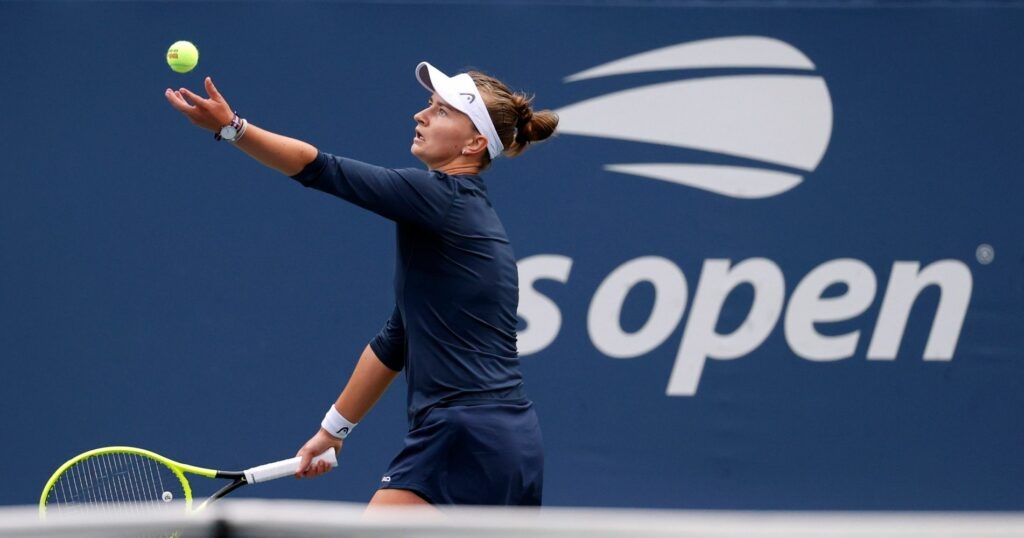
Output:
[177, 87, 208, 108]
[164, 83, 231, 131]
[164, 88, 194, 112]
[205, 76, 224, 101]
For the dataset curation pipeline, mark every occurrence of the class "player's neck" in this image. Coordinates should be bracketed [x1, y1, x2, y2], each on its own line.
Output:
[435, 163, 481, 176]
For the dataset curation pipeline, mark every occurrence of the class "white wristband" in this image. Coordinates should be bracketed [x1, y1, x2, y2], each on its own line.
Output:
[321, 405, 357, 439]
[232, 118, 249, 143]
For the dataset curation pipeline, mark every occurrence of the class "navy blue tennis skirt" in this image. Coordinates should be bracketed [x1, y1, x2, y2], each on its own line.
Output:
[379, 400, 543, 506]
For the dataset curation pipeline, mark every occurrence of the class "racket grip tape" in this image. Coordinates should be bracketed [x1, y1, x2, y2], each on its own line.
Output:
[244, 448, 337, 484]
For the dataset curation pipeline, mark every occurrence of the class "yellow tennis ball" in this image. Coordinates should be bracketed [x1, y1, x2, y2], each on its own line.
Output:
[166, 41, 199, 73]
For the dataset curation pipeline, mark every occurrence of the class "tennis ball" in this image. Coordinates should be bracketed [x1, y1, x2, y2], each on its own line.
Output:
[166, 41, 199, 73]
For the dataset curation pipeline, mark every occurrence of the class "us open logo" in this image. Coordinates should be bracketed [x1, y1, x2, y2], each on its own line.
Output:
[556, 36, 833, 199]
[519, 38, 974, 397]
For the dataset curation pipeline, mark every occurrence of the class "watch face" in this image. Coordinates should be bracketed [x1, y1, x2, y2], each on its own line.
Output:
[220, 125, 238, 139]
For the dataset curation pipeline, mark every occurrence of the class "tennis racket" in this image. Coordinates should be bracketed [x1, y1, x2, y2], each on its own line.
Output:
[39, 446, 337, 517]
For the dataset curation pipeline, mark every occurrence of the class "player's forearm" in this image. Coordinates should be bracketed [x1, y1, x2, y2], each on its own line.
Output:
[332, 345, 399, 424]
[233, 123, 319, 177]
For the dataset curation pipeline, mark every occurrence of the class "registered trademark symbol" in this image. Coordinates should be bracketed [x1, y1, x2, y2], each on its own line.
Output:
[976, 244, 995, 265]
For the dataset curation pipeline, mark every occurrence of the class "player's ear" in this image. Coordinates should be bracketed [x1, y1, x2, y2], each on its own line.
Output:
[462, 134, 488, 157]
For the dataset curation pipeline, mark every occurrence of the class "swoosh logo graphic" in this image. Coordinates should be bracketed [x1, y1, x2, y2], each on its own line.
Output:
[605, 164, 803, 200]
[566, 36, 816, 81]
[557, 36, 833, 199]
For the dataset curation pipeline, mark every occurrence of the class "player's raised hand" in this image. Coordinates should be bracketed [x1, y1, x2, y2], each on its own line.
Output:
[165, 76, 234, 132]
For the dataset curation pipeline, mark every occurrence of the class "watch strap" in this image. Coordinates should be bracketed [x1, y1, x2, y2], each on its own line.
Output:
[214, 112, 244, 142]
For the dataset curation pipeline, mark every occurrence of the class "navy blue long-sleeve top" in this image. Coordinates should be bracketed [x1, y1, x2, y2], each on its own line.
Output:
[292, 152, 524, 428]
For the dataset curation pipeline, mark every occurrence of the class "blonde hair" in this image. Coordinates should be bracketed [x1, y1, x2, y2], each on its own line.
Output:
[469, 71, 558, 166]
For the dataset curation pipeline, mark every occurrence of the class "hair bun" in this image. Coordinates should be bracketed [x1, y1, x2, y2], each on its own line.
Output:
[469, 70, 558, 160]
[516, 101, 534, 128]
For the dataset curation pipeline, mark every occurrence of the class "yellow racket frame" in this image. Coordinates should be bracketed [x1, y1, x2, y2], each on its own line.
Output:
[39, 446, 219, 517]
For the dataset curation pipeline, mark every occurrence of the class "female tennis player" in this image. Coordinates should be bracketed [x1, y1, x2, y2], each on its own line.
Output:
[165, 62, 557, 506]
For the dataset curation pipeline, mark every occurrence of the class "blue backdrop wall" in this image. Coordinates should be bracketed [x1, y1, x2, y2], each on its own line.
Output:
[2, 1, 1022, 510]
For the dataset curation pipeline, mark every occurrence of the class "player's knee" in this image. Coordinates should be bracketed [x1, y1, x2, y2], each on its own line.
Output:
[368, 488, 433, 507]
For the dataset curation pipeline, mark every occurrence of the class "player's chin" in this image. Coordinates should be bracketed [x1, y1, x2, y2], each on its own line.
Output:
[410, 141, 433, 164]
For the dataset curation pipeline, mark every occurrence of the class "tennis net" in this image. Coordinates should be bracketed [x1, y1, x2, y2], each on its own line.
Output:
[5, 499, 1024, 537]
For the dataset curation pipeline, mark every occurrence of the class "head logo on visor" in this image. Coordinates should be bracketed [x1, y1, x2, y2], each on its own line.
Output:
[416, 62, 504, 159]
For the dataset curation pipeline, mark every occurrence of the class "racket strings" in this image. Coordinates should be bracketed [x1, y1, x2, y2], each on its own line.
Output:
[46, 453, 183, 514]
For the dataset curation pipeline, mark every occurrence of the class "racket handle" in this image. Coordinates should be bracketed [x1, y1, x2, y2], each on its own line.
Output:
[244, 448, 337, 484]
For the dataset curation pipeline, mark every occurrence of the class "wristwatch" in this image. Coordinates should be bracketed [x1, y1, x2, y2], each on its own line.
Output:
[215, 113, 246, 142]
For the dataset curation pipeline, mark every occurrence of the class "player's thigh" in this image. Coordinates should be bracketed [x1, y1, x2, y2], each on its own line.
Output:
[368, 488, 433, 507]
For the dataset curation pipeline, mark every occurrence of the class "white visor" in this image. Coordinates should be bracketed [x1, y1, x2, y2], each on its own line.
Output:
[416, 61, 504, 159]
